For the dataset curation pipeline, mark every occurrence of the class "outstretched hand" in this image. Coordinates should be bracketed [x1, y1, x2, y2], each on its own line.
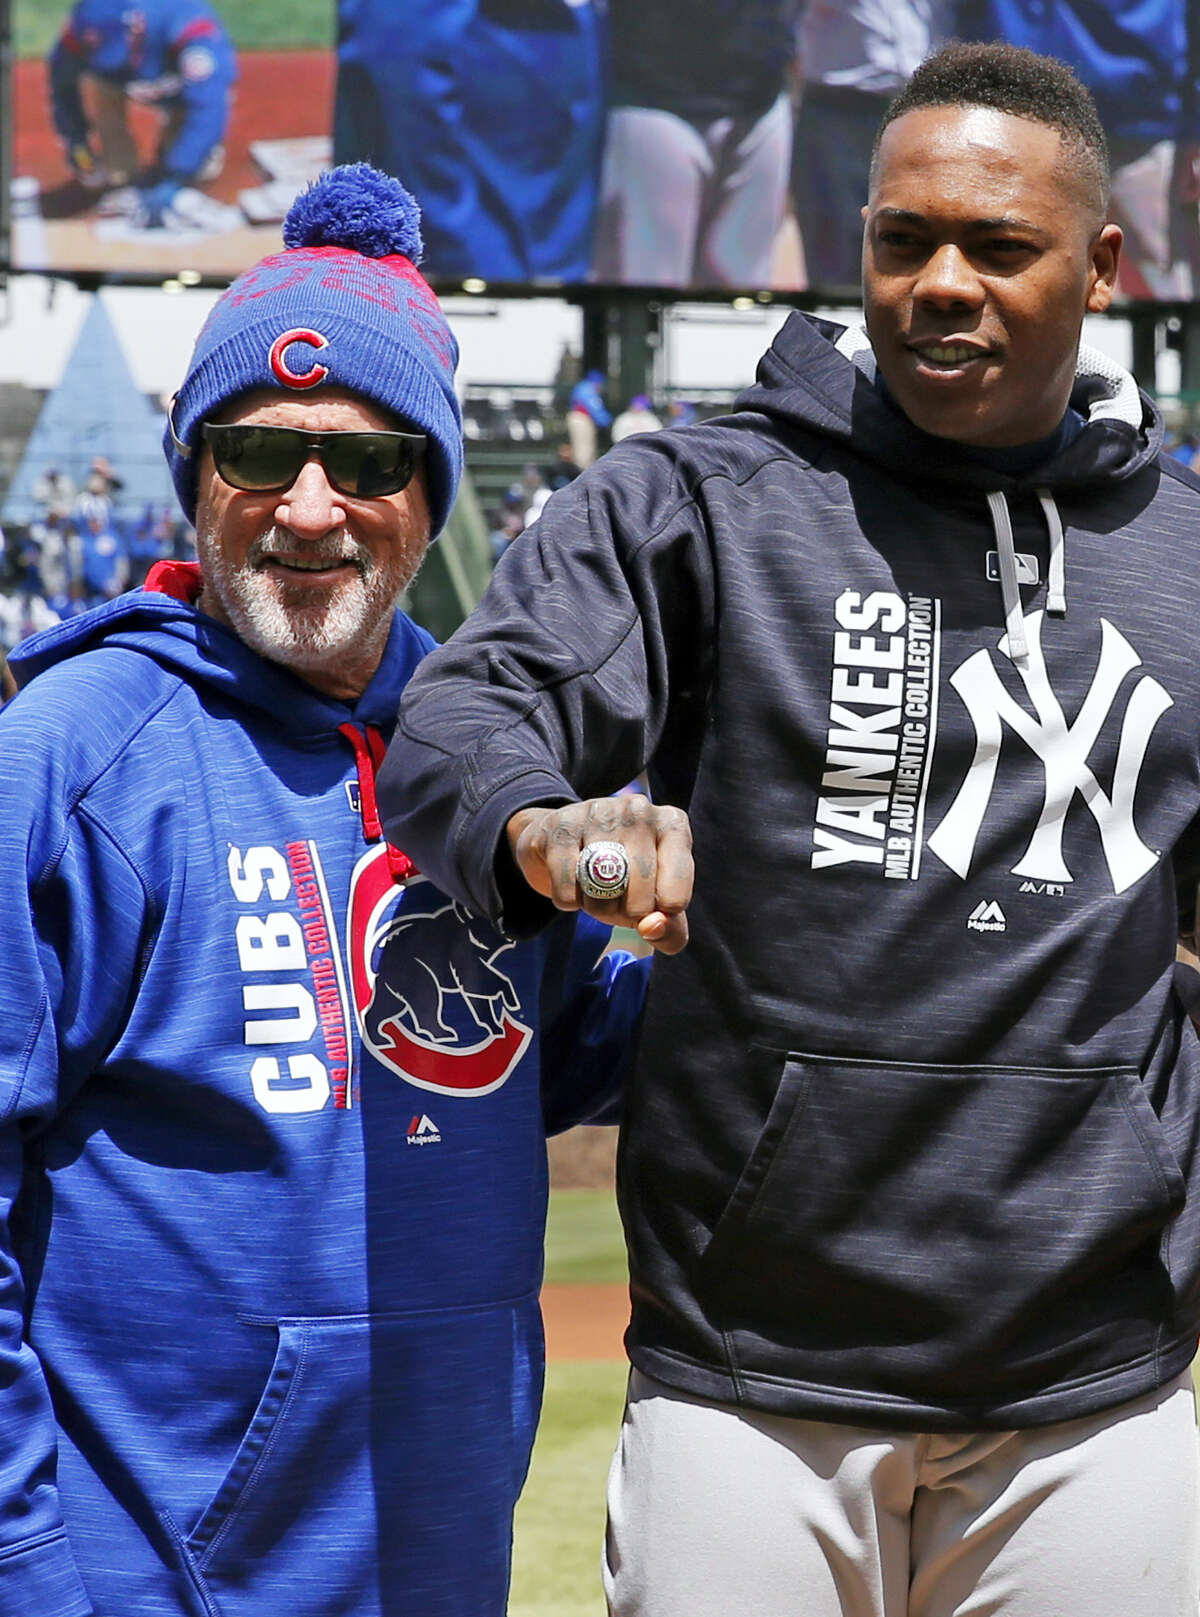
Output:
[506, 796, 693, 953]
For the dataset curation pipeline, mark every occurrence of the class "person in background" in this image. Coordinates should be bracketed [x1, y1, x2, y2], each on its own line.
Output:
[544, 442, 583, 491]
[48, 0, 237, 230]
[0, 164, 644, 1617]
[611, 395, 664, 443]
[792, 0, 951, 289]
[381, 43, 1200, 1617]
[566, 368, 612, 468]
[77, 510, 128, 600]
[591, 0, 797, 289]
[32, 464, 75, 517]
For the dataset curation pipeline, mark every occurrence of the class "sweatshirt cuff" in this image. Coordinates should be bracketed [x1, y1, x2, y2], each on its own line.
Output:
[0, 1528, 92, 1616]
[458, 772, 577, 938]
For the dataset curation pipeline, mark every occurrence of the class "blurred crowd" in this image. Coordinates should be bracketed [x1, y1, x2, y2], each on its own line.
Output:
[488, 383, 701, 562]
[0, 455, 194, 656]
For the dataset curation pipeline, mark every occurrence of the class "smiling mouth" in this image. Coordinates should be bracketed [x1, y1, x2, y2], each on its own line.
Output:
[257, 554, 362, 577]
[909, 341, 994, 371]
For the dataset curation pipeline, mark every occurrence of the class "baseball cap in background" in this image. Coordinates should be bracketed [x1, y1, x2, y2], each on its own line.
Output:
[164, 163, 463, 537]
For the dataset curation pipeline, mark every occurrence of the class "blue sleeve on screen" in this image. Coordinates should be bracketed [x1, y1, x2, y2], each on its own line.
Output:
[333, 0, 605, 281]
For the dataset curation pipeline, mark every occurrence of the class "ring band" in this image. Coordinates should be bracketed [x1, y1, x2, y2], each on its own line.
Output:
[577, 840, 631, 902]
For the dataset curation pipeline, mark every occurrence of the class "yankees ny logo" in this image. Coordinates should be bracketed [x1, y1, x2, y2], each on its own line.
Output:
[927, 612, 1172, 894]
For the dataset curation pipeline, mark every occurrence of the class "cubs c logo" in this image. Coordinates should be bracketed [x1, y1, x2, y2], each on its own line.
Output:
[270, 328, 330, 390]
[347, 846, 531, 1097]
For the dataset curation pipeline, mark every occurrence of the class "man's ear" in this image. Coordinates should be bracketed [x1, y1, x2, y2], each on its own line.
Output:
[1086, 222, 1122, 313]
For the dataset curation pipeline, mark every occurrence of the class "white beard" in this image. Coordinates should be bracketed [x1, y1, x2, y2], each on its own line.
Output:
[197, 522, 407, 681]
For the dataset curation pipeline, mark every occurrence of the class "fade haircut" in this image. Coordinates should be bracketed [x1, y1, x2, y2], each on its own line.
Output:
[871, 40, 1110, 215]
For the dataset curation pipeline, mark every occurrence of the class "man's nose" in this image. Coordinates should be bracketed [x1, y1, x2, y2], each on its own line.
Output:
[913, 243, 984, 308]
[274, 457, 347, 537]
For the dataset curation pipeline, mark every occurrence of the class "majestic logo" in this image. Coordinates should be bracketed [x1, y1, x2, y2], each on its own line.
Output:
[928, 613, 1171, 894]
[347, 846, 531, 1097]
[967, 899, 1007, 933]
[406, 1114, 442, 1145]
[269, 328, 330, 390]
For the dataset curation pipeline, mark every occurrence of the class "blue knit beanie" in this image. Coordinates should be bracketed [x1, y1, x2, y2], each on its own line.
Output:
[165, 164, 462, 537]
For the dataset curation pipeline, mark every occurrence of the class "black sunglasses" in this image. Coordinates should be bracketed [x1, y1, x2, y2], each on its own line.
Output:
[202, 423, 426, 499]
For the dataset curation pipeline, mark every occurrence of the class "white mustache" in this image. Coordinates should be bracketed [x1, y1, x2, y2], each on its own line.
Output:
[248, 526, 370, 572]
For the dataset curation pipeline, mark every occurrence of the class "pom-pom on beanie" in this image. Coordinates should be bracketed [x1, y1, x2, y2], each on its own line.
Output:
[164, 164, 461, 537]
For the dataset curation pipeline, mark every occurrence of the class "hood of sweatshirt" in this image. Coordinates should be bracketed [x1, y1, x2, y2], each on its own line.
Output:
[736, 312, 1163, 494]
[7, 559, 435, 736]
[733, 313, 1165, 664]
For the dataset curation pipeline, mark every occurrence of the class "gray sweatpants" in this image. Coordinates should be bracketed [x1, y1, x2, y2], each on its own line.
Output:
[605, 1367, 1200, 1617]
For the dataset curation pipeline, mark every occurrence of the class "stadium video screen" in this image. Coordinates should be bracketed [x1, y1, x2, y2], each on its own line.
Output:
[9, 1, 1199, 302]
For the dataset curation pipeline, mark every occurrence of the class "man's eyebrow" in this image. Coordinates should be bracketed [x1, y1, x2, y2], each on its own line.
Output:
[872, 206, 1049, 237]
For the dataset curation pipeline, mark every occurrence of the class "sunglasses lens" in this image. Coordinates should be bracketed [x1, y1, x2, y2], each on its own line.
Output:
[204, 425, 424, 497]
[325, 434, 420, 498]
[209, 426, 306, 492]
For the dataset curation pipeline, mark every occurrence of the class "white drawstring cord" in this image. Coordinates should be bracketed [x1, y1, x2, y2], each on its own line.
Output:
[985, 491, 1029, 664]
[1037, 489, 1067, 615]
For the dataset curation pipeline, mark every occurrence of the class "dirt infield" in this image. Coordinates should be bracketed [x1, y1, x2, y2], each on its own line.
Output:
[12, 49, 333, 274]
[542, 1284, 629, 1362]
[548, 1125, 618, 1190]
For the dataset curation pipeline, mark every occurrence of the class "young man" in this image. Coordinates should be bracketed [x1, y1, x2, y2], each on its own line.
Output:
[382, 43, 1200, 1616]
[0, 164, 644, 1617]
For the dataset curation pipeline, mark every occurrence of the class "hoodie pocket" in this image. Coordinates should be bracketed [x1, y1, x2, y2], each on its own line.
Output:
[163, 1299, 542, 1617]
[696, 1051, 1185, 1405]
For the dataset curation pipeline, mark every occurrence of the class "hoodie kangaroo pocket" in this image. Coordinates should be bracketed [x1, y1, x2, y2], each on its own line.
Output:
[696, 1051, 1186, 1406]
[164, 1300, 541, 1617]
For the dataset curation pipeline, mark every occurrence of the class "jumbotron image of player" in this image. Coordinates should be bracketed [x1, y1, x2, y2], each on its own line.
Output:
[48, 0, 237, 231]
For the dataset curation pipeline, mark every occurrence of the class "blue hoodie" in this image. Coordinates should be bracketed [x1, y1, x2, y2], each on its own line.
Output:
[0, 566, 644, 1617]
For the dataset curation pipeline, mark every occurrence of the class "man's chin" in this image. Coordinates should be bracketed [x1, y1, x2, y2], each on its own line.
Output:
[228, 586, 376, 670]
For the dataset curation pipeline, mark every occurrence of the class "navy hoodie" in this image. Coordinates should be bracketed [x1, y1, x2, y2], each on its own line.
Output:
[0, 567, 645, 1617]
[382, 312, 1200, 1431]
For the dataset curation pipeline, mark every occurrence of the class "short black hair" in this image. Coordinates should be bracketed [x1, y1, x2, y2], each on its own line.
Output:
[872, 40, 1110, 212]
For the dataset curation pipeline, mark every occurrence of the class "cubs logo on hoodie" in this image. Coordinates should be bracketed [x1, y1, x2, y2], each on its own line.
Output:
[347, 845, 532, 1096]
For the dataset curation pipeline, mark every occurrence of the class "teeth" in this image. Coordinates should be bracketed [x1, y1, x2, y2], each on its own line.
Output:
[271, 555, 349, 572]
[920, 344, 980, 364]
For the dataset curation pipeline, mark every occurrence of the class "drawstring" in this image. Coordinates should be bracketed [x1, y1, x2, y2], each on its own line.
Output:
[337, 723, 417, 884]
[984, 488, 1068, 666]
[985, 492, 1029, 665]
[1037, 489, 1067, 616]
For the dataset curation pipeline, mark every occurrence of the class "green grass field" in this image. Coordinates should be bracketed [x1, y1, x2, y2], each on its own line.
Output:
[512, 1187, 628, 1616]
[543, 1188, 627, 1287]
[510, 1359, 627, 1617]
[14, 0, 333, 59]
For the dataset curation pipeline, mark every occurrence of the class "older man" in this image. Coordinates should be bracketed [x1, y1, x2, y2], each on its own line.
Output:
[383, 43, 1200, 1617]
[0, 165, 643, 1617]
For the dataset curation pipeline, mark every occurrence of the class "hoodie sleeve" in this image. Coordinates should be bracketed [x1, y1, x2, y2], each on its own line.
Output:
[0, 702, 157, 1617]
[537, 915, 649, 1133]
[159, 13, 236, 181]
[379, 438, 716, 934]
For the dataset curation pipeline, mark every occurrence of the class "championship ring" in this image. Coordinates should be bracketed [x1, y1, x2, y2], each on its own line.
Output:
[576, 840, 631, 901]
